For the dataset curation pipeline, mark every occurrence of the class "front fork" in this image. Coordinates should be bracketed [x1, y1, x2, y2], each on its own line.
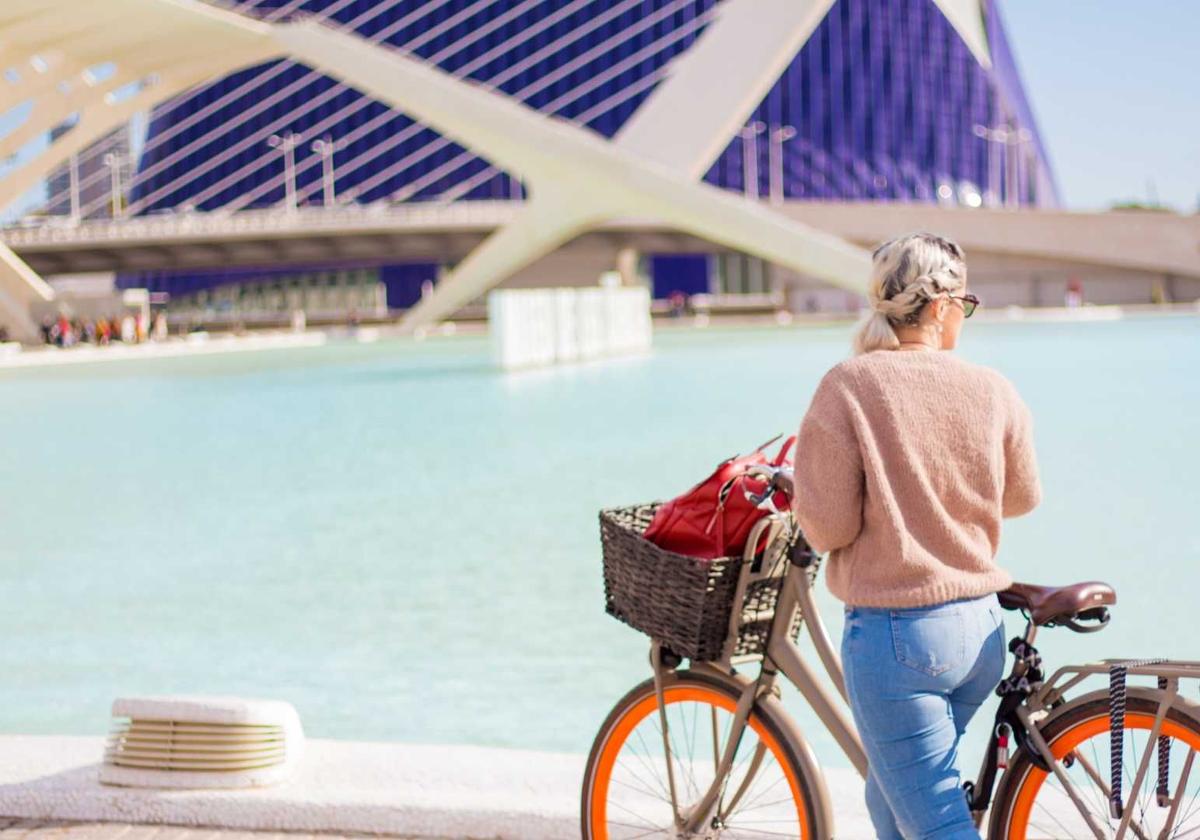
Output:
[650, 640, 776, 836]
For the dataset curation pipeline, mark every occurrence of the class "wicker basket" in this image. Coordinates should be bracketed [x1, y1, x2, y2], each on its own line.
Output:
[600, 503, 799, 662]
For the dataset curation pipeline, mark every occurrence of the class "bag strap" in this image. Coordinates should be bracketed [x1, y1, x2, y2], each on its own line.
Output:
[752, 433, 783, 454]
[704, 475, 744, 555]
[772, 435, 796, 465]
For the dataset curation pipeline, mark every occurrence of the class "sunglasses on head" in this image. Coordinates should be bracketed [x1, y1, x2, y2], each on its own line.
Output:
[949, 293, 980, 318]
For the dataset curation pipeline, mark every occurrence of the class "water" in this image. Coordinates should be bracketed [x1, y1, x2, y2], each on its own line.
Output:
[1, 316, 1197, 772]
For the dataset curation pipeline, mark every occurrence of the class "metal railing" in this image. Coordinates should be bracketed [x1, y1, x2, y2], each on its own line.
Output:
[0, 200, 525, 246]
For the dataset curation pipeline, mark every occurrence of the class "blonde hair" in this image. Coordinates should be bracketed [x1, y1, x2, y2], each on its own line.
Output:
[853, 232, 968, 355]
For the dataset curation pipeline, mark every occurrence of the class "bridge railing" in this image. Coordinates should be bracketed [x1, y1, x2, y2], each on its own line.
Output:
[0, 199, 525, 246]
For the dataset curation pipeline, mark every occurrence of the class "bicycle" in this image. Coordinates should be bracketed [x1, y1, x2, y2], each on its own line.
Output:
[582, 467, 1200, 839]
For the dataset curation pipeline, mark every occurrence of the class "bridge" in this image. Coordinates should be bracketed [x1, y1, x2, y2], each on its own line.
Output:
[4, 199, 1196, 295]
[2, 0, 1196, 342]
[0, 0, 875, 341]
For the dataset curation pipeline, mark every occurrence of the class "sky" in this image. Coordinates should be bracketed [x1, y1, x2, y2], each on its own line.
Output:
[999, 0, 1200, 211]
[1, 2, 1196, 216]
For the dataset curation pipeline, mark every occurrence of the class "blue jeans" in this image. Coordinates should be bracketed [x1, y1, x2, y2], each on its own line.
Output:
[841, 594, 1006, 840]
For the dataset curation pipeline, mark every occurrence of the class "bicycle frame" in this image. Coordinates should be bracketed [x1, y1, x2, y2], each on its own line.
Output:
[651, 514, 867, 836]
[1009, 657, 1200, 840]
[646, 512, 1200, 839]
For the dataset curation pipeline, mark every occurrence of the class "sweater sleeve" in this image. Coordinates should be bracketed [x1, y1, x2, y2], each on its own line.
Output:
[792, 372, 864, 553]
[1001, 380, 1042, 518]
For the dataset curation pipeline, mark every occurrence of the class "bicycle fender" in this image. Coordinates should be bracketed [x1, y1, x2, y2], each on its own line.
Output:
[1038, 685, 1200, 732]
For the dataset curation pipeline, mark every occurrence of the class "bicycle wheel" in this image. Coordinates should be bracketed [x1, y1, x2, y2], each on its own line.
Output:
[990, 695, 1200, 838]
[581, 669, 821, 839]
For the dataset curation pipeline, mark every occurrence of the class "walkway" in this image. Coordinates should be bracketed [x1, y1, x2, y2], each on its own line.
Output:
[0, 819, 425, 840]
[0, 735, 875, 840]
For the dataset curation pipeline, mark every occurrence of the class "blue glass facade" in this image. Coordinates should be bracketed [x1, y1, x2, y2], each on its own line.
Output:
[123, 0, 1057, 302]
[701, 0, 1056, 205]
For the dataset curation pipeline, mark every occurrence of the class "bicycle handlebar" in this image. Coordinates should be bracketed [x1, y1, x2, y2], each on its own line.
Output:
[743, 465, 795, 512]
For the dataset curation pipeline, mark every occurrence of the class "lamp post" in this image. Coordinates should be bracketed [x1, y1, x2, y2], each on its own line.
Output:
[267, 132, 302, 212]
[972, 123, 1032, 208]
[768, 125, 796, 205]
[310, 137, 343, 207]
[103, 151, 125, 218]
[739, 121, 766, 199]
[68, 153, 81, 223]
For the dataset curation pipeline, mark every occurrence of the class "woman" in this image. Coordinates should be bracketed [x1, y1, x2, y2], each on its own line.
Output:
[792, 232, 1041, 839]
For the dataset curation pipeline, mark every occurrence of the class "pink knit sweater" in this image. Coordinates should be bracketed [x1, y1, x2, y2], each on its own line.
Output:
[792, 349, 1041, 608]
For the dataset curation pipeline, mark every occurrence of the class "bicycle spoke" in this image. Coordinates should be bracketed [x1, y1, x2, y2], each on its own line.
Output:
[729, 795, 800, 815]
[718, 826, 800, 838]
[711, 706, 721, 775]
[730, 770, 789, 817]
[611, 766, 671, 803]
[605, 821, 671, 838]
[1176, 767, 1200, 826]
[1060, 748, 1119, 837]
[1031, 795, 1085, 839]
[1008, 710, 1200, 840]
[608, 797, 668, 830]
[688, 702, 699, 771]
[669, 710, 701, 802]
[1089, 739, 1116, 827]
[630, 727, 673, 801]
[648, 711, 697, 806]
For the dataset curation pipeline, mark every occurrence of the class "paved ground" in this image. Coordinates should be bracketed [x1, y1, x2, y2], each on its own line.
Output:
[0, 819, 428, 840]
[0, 735, 875, 839]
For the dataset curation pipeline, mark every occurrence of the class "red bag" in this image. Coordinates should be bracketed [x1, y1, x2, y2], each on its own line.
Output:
[643, 435, 795, 560]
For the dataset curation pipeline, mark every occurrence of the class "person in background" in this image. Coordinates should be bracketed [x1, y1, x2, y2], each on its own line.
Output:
[55, 313, 72, 347]
[792, 232, 1040, 839]
[152, 311, 169, 341]
[1065, 277, 1084, 308]
[667, 290, 687, 317]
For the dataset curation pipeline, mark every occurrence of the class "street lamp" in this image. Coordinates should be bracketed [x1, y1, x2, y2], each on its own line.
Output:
[68, 153, 81, 223]
[310, 137, 344, 207]
[267, 132, 302, 212]
[738, 121, 766, 199]
[768, 125, 796, 205]
[103, 151, 125, 218]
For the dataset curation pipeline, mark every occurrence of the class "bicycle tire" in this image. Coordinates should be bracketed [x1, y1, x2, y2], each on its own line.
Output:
[989, 693, 1200, 839]
[581, 668, 825, 839]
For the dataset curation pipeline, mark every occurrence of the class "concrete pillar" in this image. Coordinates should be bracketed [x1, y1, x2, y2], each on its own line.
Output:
[0, 243, 55, 343]
[616, 246, 640, 287]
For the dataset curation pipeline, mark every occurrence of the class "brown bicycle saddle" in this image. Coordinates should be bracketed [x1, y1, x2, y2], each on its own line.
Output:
[998, 581, 1117, 626]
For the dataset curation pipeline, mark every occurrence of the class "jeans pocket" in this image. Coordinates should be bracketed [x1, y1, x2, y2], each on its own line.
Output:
[890, 606, 965, 677]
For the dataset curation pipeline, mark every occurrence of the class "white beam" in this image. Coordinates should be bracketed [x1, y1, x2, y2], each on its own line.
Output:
[403, 198, 613, 332]
[273, 20, 871, 332]
[0, 61, 242, 213]
[932, 0, 991, 69]
[613, 0, 836, 179]
[0, 0, 283, 334]
[0, 242, 52, 342]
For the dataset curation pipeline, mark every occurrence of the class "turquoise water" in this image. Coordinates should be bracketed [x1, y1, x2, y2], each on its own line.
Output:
[1, 316, 1198, 771]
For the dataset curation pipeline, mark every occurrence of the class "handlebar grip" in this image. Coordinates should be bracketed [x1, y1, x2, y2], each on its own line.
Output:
[772, 469, 795, 500]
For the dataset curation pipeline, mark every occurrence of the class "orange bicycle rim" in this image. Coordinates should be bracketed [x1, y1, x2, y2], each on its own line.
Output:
[1007, 712, 1200, 837]
[588, 685, 812, 839]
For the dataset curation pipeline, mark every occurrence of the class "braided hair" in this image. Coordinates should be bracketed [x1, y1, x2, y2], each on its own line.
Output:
[853, 232, 967, 355]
